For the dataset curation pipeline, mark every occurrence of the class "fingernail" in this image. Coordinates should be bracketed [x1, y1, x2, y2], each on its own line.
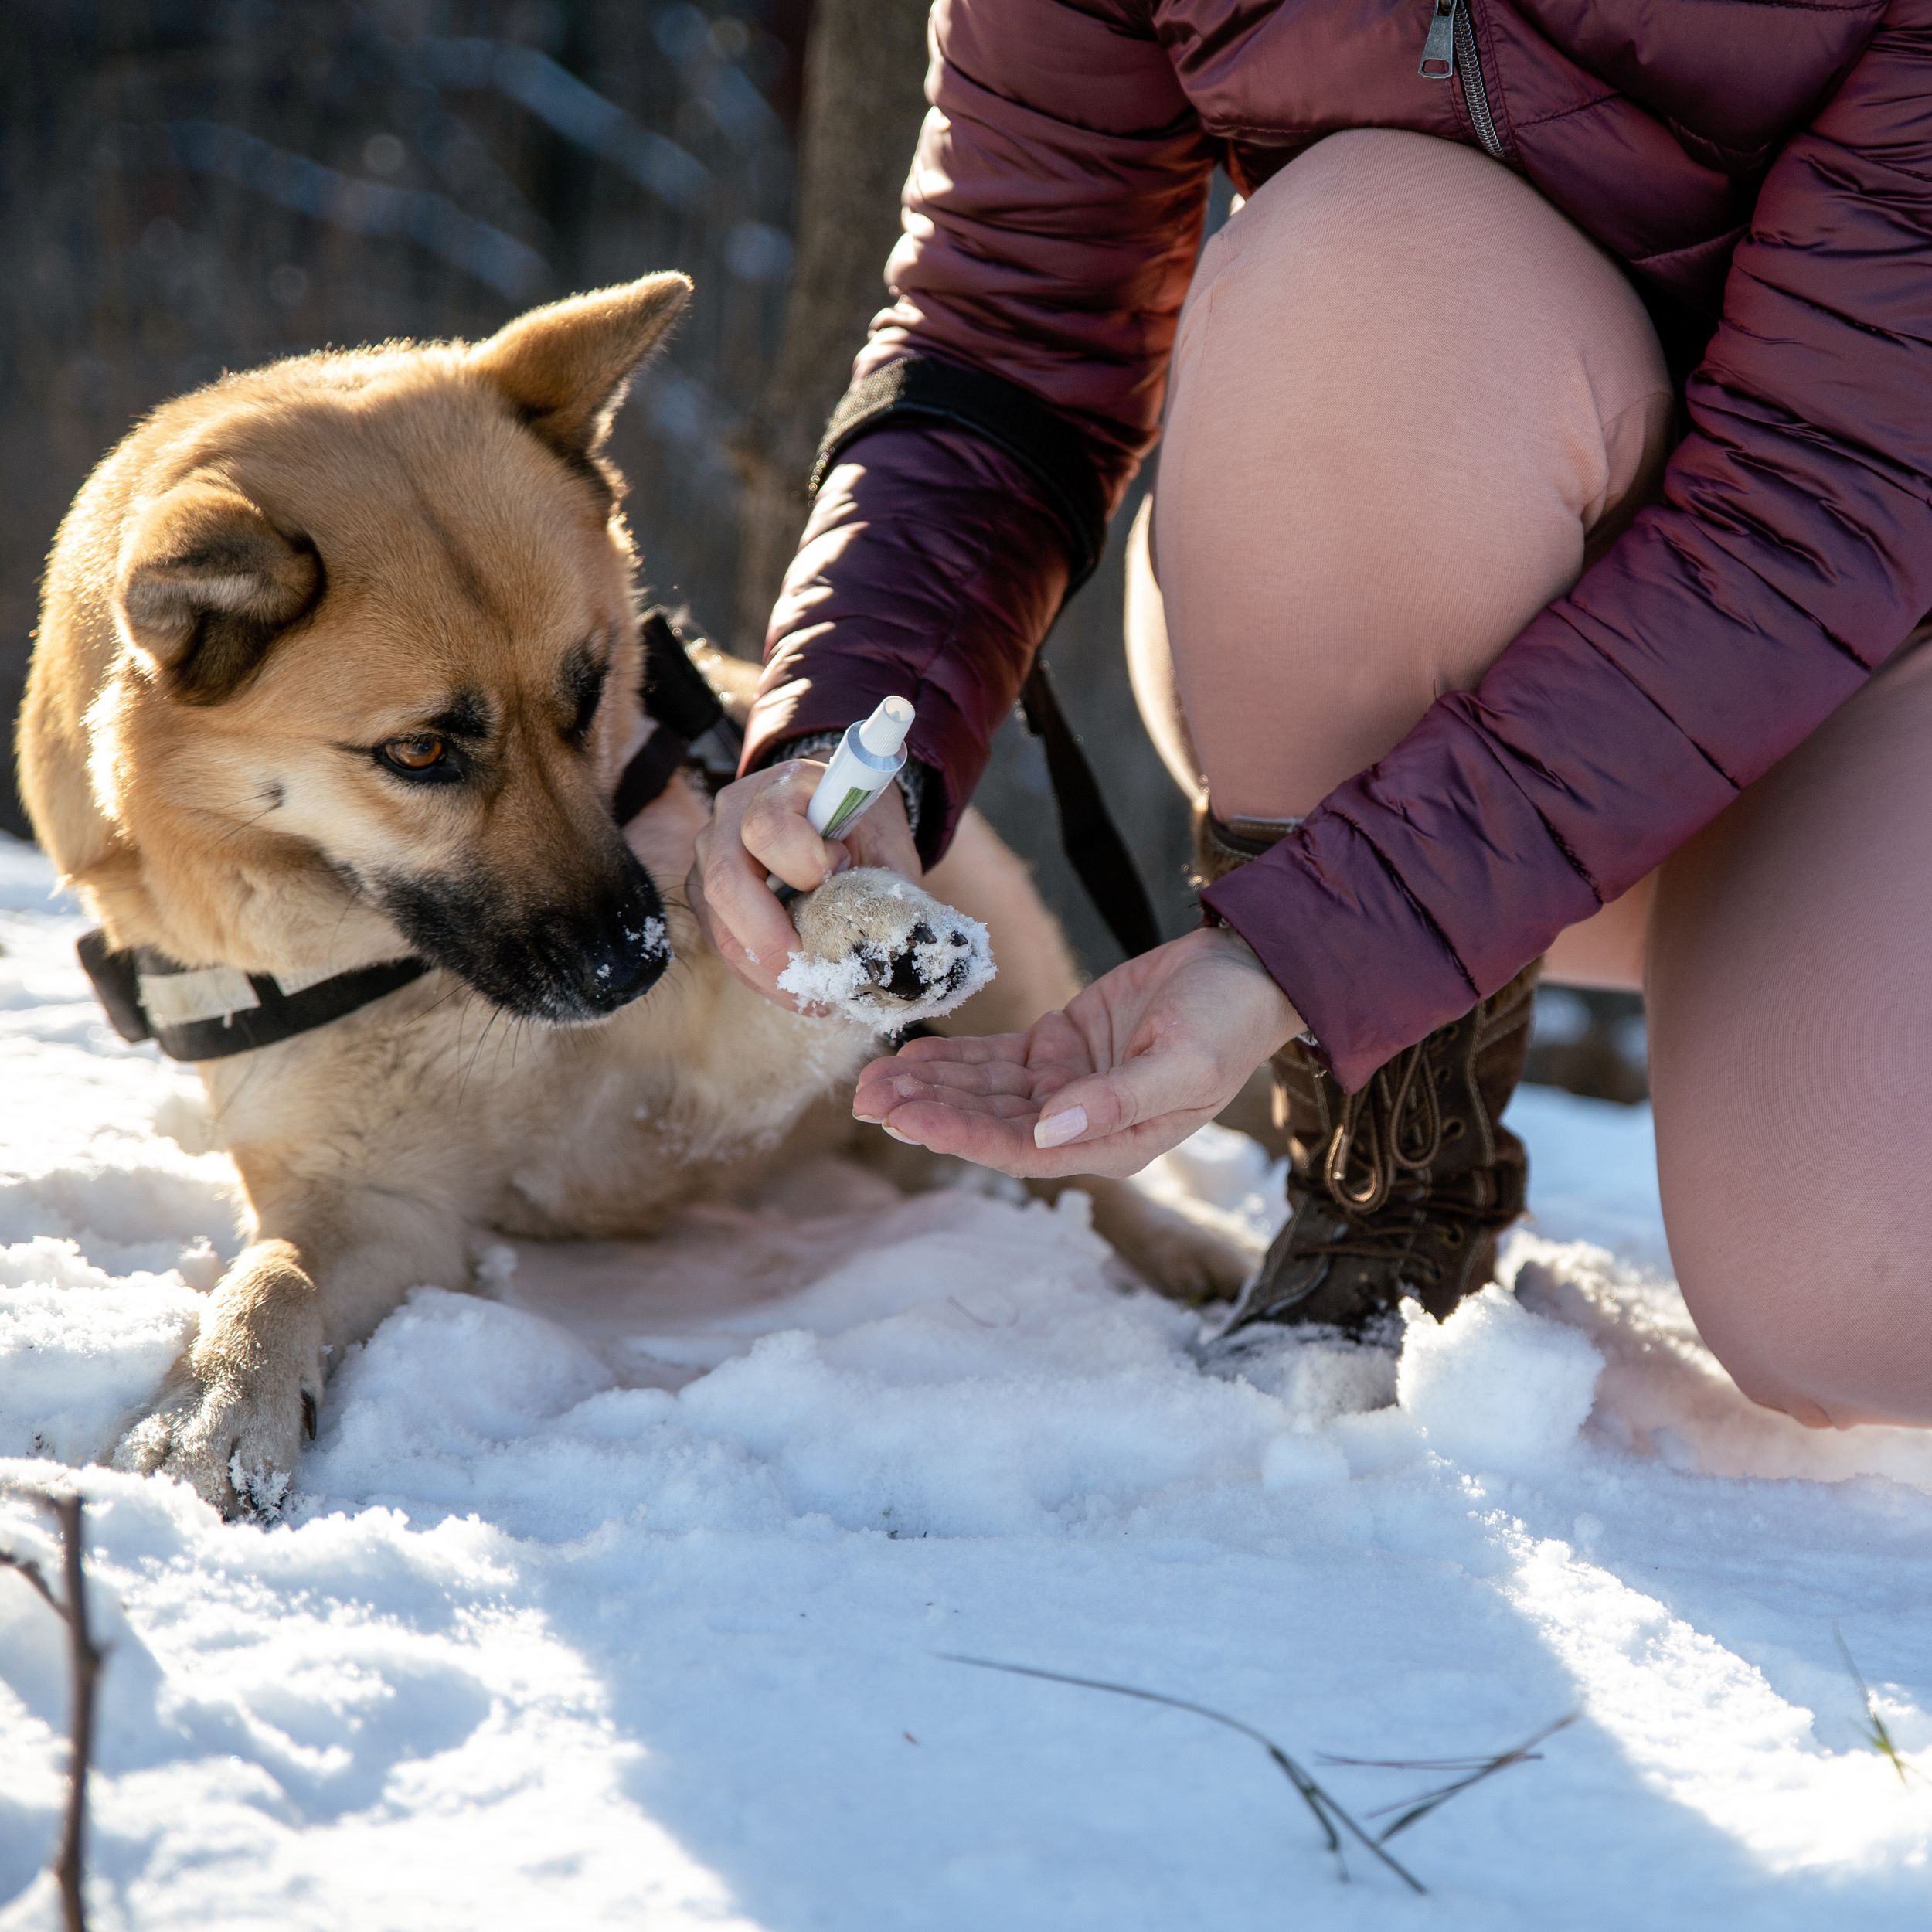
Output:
[1033, 1105, 1087, 1150]
[852, 1106, 883, 1123]
[832, 853, 852, 876]
[882, 1124, 920, 1145]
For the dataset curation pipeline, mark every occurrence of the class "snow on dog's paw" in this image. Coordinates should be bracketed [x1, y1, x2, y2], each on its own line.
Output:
[780, 866, 995, 1029]
[115, 1355, 315, 1521]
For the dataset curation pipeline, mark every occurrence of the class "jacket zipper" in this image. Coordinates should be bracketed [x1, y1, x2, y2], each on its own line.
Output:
[1418, 0, 1508, 162]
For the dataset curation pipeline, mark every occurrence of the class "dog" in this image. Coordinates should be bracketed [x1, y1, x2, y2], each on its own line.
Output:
[16, 273, 1254, 1518]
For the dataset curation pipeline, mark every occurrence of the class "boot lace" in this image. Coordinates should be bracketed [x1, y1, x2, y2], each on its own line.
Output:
[1321, 1041, 1443, 1216]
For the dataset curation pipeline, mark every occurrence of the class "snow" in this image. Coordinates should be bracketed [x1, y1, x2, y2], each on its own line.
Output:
[1395, 1286, 1604, 1474]
[2, 829, 1930, 1929]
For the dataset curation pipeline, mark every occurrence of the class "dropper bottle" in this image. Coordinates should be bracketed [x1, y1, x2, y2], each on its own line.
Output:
[805, 696, 914, 841]
[767, 696, 916, 894]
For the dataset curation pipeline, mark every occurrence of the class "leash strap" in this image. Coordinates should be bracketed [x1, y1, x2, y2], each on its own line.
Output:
[1019, 659, 1162, 961]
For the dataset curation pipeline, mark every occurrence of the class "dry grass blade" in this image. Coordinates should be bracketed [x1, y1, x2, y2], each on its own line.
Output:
[940, 1653, 1425, 1894]
[1365, 1714, 1578, 1841]
[1835, 1621, 1917, 1787]
[1319, 1749, 1543, 1773]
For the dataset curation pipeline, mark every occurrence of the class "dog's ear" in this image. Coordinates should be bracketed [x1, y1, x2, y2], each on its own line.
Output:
[468, 273, 692, 471]
[117, 481, 321, 703]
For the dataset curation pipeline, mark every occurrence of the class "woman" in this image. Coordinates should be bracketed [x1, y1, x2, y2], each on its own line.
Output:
[690, 1, 1932, 1429]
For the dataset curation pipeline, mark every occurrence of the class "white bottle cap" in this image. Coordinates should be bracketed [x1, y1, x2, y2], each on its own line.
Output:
[856, 696, 914, 760]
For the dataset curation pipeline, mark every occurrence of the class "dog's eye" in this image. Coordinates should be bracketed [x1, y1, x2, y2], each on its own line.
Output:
[378, 733, 451, 776]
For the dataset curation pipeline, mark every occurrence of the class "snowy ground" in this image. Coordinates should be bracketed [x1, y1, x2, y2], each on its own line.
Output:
[2, 830, 1930, 1930]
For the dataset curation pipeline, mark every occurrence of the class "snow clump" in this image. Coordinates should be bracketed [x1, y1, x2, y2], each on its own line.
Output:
[1397, 1281, 1604, 1471]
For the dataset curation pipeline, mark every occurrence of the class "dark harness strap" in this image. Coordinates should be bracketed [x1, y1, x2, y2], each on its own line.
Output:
[77, 607, 733, 1062]
[610, 608, 736, 822]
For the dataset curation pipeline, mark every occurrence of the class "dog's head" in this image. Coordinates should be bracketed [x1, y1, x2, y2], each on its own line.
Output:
[80, 274, 693, 1022]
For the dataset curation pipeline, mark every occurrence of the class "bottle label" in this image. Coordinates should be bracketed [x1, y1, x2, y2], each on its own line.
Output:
[818, 784, 876, 841]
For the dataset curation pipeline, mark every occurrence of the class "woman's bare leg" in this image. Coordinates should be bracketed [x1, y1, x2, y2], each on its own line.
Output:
[1141, 128, 1669, 992]
[1150, 128, 1673, 826]
[1646, 635, 1932, 1427]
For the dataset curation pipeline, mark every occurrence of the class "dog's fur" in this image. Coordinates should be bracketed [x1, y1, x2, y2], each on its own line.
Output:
[17, 274, 1253, 1517]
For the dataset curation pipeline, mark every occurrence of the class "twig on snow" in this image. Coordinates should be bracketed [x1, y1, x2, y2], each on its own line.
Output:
[940, 1653, 1426, 1894]
[1835, 1620, 1917, 1787]
[2, 1486, 105, 1932]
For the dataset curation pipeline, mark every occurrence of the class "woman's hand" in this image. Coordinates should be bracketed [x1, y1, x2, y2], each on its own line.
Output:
[852, 924, 1304, 1177]
[689, 757, 921, 1004]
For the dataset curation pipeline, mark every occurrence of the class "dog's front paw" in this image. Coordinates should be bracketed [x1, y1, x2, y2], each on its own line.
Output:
[780, 867, 995, 1028]
[115, 1240, 323, 1520]
[117, 1359, 317, 1520]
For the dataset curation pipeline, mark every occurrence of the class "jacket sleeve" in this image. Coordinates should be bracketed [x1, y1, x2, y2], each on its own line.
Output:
[740, 0, 1213, 856]
[1206, 5, 1932, 1089]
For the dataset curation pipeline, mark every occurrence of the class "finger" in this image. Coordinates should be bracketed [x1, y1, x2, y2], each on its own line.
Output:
[869, 1078, 1038, 1122]
[874, 1097, 1052, 1172]
[861, 1059, 1041, 1102]
[854, 1077, 1036, 1131]
[740, 762, 843, 891]
[1029, 1043, 1219, 1152]
[875, 1093, 1188, 1179]
[887, 1031, 1032, 1066]
[853, 1067, 1038, 1129]
[685, 859, 789, 1001]
[1020, 1110, 1222, 1179]
[697, 835, 812, 985]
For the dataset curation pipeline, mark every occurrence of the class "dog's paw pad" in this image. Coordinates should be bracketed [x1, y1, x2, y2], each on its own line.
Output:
[779, 868, 995, 1029]
[229, 1451, 293, 1522]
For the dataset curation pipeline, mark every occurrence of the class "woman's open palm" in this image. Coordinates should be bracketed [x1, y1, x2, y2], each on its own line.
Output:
[851, 926, 1302, 1179]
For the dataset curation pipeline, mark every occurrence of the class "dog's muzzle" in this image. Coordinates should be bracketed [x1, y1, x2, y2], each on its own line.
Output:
[377, 849, 672, 1022]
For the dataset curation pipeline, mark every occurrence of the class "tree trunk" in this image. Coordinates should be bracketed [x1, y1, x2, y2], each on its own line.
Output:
[732, 0, 932, 654]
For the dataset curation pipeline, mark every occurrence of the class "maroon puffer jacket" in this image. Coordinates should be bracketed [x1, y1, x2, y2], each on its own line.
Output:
[743, 0, 1932, 1091]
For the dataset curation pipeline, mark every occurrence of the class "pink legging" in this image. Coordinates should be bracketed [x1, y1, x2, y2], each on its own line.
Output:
[1129, 128, 1932, 1430]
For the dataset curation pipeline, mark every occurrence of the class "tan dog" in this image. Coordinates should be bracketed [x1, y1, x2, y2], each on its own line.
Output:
[16, 274, 1253, 1518]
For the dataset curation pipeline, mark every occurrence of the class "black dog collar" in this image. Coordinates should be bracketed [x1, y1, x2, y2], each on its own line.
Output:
[77, 934, 430, 1060]
[76, 608, 739, 1063]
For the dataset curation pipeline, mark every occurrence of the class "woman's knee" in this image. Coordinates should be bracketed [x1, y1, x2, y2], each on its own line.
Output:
[1672, 1267, 1845, 1431]
[1673, 1243, 1926, 1431]
[1648, 638, 1932, 1432]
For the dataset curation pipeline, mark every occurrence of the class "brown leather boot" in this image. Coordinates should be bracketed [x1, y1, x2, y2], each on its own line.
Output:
[1192, 811, 1538, 1348]
[1219, 961, 1538, 1347]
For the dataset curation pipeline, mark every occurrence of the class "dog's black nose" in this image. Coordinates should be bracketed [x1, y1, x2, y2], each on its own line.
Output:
[526, 854, 672, 1019]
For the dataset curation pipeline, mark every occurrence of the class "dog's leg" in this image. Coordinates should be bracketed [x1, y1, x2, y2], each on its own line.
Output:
[117, 1187, 465, 1519]
[1039, 1173, 1257, 1304]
